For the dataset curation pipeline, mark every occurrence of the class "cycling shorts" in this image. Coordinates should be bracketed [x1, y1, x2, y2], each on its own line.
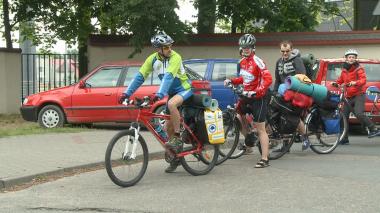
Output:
[237, 90, 271, 123]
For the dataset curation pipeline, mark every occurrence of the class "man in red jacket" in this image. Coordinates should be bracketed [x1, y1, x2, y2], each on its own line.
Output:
[332, 49, 380, 144]
[224, 34, 273, 168]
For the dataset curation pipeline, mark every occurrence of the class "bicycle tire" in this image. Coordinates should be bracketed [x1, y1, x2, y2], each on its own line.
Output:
[180, 143, 219, 176]
[105, 130, 149, 187]
[216, 121, 240, 165]
[307, 110, 347, 154]
[258, 122, 295, 160]
[228, 119, 247, 159]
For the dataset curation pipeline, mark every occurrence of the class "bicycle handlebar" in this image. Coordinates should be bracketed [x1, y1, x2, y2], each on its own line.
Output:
[122, 96, 152, 109]
[226, 82, 256, 98]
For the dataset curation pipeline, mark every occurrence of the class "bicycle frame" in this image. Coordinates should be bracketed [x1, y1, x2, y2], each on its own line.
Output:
[125, 106, 205, 159]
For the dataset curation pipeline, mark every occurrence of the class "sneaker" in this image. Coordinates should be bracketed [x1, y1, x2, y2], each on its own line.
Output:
[301, 136, 310, 151]
[254, 159, 270, 168]
[339, 139, 350, 145]
[165, 160, 180, 173]
[165, 136, 183, 151]
[368, 129, 380, 138]
[244, 146, 253, 154]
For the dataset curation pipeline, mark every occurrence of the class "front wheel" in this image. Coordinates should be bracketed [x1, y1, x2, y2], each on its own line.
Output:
[306, 109, 347, 154]
[105, 130, 149, 187]
[216, 120, 240, 165]
[38, 105, 65, 128]
[181, 143, 219, 176]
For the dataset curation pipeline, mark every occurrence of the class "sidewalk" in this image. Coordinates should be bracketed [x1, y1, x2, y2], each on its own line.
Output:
[0, 130, 163, 189]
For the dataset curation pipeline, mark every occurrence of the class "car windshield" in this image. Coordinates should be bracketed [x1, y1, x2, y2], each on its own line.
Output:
[185, 66, 204, 80]
[327, 62, 380, 82]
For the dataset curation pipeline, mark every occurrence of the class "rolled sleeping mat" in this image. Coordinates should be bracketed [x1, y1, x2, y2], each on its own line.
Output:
[207, 99, 219, 111]
[285, 76, 328, 103]
[190, 94, 212, 108]
[278, 83, 288, 96]
[301, 53, 316, 65]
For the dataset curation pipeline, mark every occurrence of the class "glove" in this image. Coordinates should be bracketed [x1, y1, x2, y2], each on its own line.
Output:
[119, 93, 129, 104]
[153, 94, 163, 103]
[331, 82, 339, 87]
[242, 91, 256, 98]
[224, 79, 232, 87]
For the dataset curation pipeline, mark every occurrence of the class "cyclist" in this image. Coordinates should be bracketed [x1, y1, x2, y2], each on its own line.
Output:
[119, 31, 193, 172]
[331, 49, 380, 144]
[273, 40, 310, 150]
[224, 34, 272, 168]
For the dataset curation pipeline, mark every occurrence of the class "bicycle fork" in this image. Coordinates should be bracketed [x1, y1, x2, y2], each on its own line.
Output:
[123, 123, 140, 160]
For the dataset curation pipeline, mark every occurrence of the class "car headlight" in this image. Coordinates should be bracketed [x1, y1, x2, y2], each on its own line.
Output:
[23, 98, 28, 105]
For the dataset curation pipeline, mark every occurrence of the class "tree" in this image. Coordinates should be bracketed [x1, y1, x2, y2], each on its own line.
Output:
[194, 0, 217, 33]
[216, 0, 341, 33]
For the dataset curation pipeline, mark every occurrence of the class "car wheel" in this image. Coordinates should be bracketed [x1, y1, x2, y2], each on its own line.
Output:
[38, 105, 65, 128]
[153, 105, 166, 128]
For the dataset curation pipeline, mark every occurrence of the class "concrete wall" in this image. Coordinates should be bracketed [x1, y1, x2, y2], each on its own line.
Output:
[0, 48, 22, 114]
[88, 43, 380, 75]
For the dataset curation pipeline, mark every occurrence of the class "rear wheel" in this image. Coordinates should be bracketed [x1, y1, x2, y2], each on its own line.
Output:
[38, 105, 65, 128]
[306, 109, 347, 154]
[228, 119, 247, 159]
[105, 130, 148, 187]
[180, 143, 219, 176]
[258, 122, 295, 160]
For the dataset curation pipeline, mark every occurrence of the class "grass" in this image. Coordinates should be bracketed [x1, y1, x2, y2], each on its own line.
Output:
[0, 114, 91, 138]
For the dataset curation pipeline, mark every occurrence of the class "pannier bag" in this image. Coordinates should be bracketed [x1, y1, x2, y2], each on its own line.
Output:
[321, 109, 340, 135]
[195, 108, 225, 144]
[317, 92, 340, 110]
[279, 113, 300, 134]
[270, 95, 302, 115]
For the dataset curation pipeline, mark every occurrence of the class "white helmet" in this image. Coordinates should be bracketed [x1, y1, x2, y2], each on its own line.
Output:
[344, 49, 358, 57]
[238, 34, 256, 48]
[151, 31, 174, 48]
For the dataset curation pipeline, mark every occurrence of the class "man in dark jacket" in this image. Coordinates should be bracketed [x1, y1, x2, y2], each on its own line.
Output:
[332, 49, 380, 144]
[274, 41, 310, 150]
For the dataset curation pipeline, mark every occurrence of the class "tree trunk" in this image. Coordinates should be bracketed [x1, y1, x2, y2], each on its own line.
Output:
[2, 0, 13, 48]
[197, 0, 216, 34]
[77, 0, 93, 78]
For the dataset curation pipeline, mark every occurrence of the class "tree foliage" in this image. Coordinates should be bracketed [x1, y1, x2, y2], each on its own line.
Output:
[216, 0, 341, 33]
[194, 0, 216, 33]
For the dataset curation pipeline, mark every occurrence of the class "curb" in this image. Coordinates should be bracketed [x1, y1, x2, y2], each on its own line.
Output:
[0, 151, 166, 190]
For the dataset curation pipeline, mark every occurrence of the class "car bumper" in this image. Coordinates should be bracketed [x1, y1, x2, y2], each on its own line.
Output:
[20, 106, 38, 122]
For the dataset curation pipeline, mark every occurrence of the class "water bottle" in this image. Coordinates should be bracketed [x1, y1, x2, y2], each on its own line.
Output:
[155, 124, 168, 141]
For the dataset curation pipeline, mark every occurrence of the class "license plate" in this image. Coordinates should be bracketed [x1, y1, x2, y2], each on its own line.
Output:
[200, 90, 208, 95]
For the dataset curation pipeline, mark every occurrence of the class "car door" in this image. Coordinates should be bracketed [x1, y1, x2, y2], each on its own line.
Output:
[116, 66, 158, 121]
[209, 60, 239, 110]
[71, 66, 123, 121]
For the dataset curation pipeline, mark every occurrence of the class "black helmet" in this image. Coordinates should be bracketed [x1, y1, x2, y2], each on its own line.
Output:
[151, 31, 174, 48]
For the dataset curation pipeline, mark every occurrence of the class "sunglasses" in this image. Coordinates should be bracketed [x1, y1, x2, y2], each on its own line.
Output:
[162, 45, 172, 50]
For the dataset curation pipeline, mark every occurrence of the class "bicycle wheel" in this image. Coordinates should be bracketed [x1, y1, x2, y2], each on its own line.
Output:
[306, 110, 347, 154]
[180, 143, 219, 176]
[216, 120, 240, 165]
[258, 122, 295, 160]
[228, 119, 247, 159]
[105, 130, 149, 187]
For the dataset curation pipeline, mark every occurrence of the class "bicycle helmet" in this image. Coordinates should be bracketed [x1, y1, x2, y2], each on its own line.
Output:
[238, 34, 256, 48]
[151, 31, 174, 48]
[344, 49, 358, 57]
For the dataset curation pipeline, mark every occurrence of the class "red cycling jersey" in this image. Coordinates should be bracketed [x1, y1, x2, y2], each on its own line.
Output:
[231, 53, 273, 98]
[336, 64, 366, 98]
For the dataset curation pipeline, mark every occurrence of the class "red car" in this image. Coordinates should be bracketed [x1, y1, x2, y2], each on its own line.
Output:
[20, 60, 211, 128]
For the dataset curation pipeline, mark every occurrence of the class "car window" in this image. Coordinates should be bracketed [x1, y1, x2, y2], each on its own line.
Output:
[123, 66, 150, 86]
[326, 63, 343, 81]
[86, 67, 122, 87]
[212, 62, 238, 81]
[184, 62, 208, 78]
[363, 63, 380, 82]
[185, 66, 204, 80]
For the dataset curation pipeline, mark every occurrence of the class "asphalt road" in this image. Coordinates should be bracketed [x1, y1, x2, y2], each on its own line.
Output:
[1, 135, 380, 213]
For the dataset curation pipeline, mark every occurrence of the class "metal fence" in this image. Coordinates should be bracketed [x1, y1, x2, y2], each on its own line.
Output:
[21, 54, 79, 99]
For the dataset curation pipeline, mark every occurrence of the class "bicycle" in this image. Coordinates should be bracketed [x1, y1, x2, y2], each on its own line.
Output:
[221, 84, 299, 160]
[304, 84, 349, 154]
[105, 96, 219, 187]
[367, 90, 380, 123]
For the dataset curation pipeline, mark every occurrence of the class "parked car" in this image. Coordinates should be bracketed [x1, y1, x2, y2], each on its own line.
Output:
[183, 58, 239, 109]
[312, 58, 380, 124]
[20, 60, 211, 128]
